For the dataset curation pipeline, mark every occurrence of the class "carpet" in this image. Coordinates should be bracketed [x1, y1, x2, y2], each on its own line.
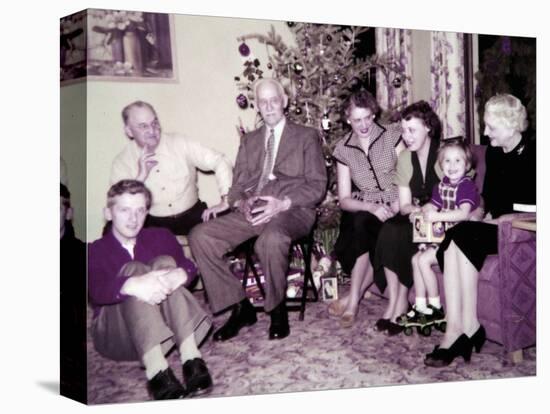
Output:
[87, 287, 536, 404]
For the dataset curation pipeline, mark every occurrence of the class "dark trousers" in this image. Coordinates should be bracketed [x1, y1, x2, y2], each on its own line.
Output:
[145, 200, 207, 236]
[91, 256, 212, 361]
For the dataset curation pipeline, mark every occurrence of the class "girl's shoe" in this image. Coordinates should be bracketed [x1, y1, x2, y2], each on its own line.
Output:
[424, 334, 473, 367]
[469, 325, 487, 353]
[385, 321, 404, 336]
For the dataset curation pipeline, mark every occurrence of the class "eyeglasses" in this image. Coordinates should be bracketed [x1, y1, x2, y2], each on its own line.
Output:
[134, 120, 160, 132]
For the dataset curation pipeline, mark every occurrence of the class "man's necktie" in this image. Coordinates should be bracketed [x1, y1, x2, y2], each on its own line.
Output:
[256, 128, 275, 194]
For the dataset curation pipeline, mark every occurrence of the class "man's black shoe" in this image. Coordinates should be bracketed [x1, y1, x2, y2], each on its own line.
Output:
[147, 368, 188, 400]
[268, 301, 290, 340]
[182, 358, 213, 396]
[213, 299, 257, 341]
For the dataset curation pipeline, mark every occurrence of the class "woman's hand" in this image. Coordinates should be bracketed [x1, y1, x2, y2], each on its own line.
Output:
[407, 205, 422, 223]
[370, 204, 395, 222]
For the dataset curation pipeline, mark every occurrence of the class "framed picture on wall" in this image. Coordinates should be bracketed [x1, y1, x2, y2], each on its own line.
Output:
[60, 9, 177, 85]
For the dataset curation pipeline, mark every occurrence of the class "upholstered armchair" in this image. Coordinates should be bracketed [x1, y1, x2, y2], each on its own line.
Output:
[432, 212, 536, 362]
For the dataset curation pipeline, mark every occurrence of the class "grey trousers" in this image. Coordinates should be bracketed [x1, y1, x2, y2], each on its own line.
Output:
[188, 209, 314, 313]
[91, 255, 212, 361]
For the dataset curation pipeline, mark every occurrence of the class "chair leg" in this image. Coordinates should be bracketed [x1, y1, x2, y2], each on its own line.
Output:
[244, 244, 265, 298]
[298, 238, 318, 321]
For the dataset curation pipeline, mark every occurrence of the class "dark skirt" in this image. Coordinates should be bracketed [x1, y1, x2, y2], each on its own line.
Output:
[436, 221, 498, 272]
[373, 214, 416, 292]
[333, 210, 383, 276]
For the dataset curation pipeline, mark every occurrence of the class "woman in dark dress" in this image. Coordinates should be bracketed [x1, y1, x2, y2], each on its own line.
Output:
[373, 101, 443, 335]
[425, 94, 536, 367]
[329, 90, 404, 327]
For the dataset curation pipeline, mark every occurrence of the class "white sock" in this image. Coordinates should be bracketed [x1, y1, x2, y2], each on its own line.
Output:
[179, 334, 202, 364]
[415, 297, 429, 313]
[142, 345, 169, 380]
[428, 296, 442, 310]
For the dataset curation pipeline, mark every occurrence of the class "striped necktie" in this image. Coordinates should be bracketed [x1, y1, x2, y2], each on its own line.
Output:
[256, 128, 275, 193]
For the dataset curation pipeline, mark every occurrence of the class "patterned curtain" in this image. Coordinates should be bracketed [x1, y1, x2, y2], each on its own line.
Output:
[375, 28, 413, 115]
[430, 32, 466, 139]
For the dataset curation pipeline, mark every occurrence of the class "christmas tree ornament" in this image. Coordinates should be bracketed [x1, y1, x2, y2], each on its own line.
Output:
[286, 21, 296, 27]
[267, 62, 273, 69]
[392, 76, 402, 88]
[236, 93, 248, 109]
[293, 62, 304, 74]
[321, 112, 331, 131]
[295, 106, 302, 115]
[326, 34, 333, 42]
[238, 42, 250, 57]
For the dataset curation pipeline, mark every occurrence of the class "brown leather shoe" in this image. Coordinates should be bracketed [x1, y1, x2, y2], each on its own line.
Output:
[339, 312, 355, 328]
[328, 299, 346, 317]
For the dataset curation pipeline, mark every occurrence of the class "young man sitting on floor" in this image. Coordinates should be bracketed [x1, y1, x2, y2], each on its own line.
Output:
[88, 179, 213, 400]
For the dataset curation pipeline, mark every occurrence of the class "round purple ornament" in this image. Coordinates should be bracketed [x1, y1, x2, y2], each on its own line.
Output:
[236, 93, 248, 109]
[239, 42, 250, 57]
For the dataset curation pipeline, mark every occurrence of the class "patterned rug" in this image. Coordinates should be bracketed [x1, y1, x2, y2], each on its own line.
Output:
[87, 287, 536, 404]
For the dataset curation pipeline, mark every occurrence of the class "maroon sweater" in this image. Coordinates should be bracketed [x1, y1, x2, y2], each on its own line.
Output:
[88, 227, 197, 318]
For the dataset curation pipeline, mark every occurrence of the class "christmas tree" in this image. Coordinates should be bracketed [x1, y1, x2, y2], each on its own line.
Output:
[234, 22, 403, 229]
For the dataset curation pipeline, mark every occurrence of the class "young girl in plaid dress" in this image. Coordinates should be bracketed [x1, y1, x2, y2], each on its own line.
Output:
[399, 139, 480, 328]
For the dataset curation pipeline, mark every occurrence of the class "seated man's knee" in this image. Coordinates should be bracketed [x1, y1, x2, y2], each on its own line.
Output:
[150, 255, 177, 271]
[119, 261, 150, 277]
[188, 223, 207, 250]
[254, 228, 291, 255]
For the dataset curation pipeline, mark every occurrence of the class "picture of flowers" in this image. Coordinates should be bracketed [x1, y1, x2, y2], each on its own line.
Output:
[60, 9, 176, 84]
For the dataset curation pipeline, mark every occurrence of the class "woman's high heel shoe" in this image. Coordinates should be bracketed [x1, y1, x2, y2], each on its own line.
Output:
[424, 334, 473, 367]
[469, 325, 486, 353]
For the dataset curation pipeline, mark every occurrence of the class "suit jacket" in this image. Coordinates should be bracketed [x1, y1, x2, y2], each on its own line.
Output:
[227, 120, 327, 215]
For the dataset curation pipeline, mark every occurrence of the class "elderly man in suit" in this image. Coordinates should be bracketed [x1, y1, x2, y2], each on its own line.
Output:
[189, 78, 327, 340]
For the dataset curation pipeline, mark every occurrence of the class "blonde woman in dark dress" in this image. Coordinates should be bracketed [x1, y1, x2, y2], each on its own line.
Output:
[425, 94, 536, 367]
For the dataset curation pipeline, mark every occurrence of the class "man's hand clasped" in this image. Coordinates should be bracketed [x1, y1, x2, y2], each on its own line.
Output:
[124, 268, 189, 306]
[236, 195, 290, 226]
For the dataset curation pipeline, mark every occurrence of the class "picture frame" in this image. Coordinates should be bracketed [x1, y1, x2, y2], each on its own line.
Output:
[412, 213, 445, 244]
[320, 276, 338, 301]
[60, 9, 177, 85]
